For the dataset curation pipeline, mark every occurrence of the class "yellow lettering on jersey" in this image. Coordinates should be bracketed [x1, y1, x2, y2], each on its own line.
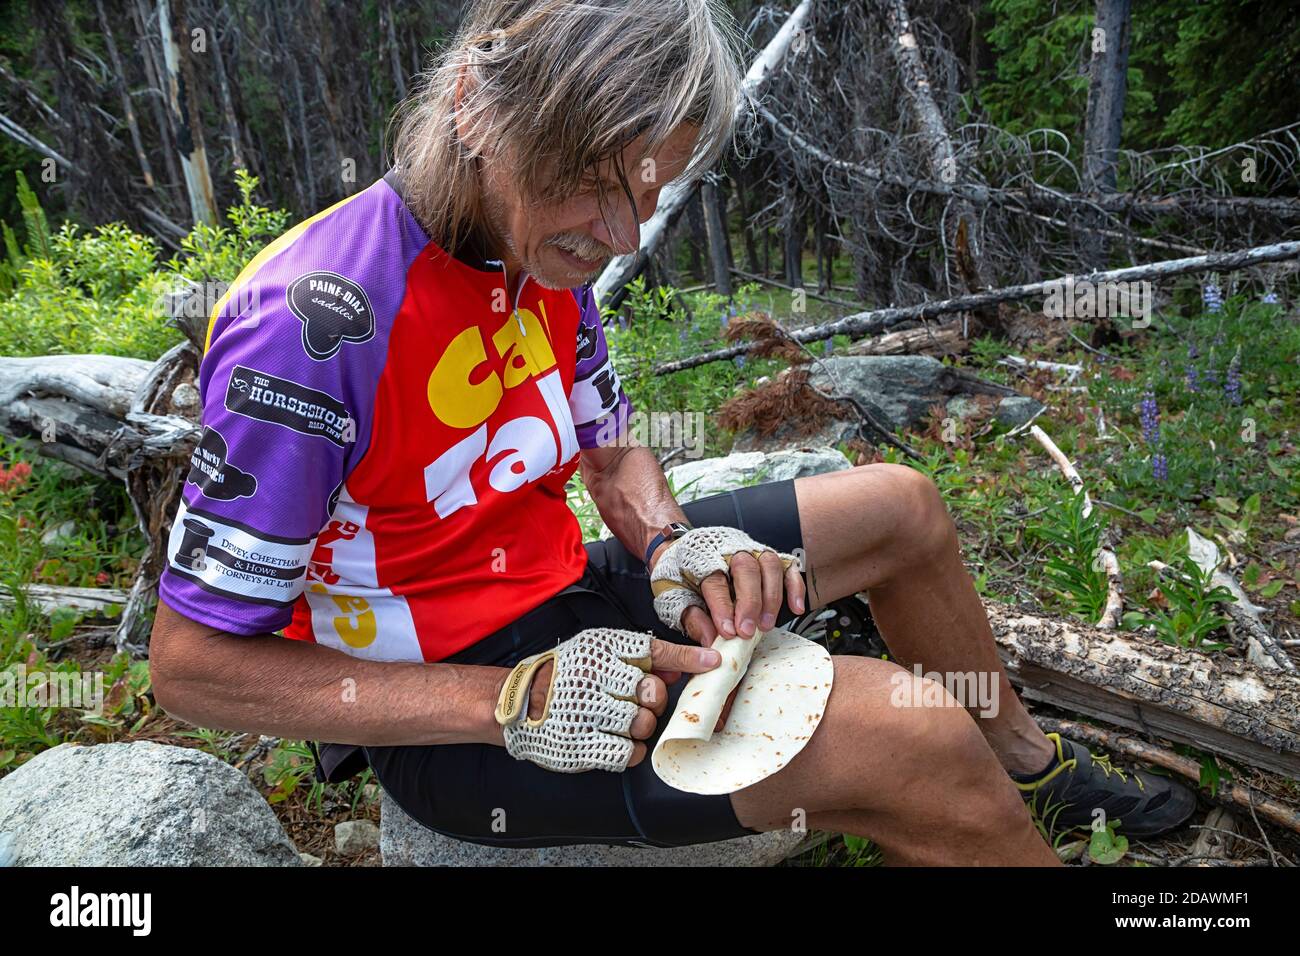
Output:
[427, 326, 503, 429]
[492, 305, 556, 388]
[331, 593, 377, 648]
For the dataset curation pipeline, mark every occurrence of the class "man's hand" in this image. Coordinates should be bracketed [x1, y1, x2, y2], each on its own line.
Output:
[647, 529, 807, 733]
[648, 527, 807, 645]
[521, 637, 721, 768]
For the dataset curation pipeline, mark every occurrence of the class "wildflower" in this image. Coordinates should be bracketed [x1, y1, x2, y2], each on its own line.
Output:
[1185, 363, 1199, 393]
[1262, 291, 1279, 305]
[1202, 282, 1223, 314]
[1139, 389, 1160, 444]
[1152, 453, 1168, 481]
[1225, 347, 1243, 405]
[0, 461, 32, 491]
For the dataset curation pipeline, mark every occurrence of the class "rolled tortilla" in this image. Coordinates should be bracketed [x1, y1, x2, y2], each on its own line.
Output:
[652, 626, 833, 795]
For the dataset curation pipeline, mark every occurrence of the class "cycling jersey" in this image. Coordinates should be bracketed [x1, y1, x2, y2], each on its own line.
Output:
[157, 171, 632, 662]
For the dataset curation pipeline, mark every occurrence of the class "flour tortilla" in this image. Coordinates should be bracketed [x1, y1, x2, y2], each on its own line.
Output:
[651, 626, 833, 795]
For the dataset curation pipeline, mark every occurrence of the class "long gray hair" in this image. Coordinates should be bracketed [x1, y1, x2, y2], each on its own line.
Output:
[389, 0, 746, 255]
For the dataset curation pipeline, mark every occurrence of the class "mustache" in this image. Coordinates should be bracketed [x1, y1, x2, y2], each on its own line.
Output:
[546, 233, 613, 262]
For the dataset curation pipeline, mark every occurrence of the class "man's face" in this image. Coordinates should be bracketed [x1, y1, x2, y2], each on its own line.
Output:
[477, 123, 701, 289]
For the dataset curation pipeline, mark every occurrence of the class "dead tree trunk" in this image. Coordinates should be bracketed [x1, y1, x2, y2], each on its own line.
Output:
[209, 4, 246, 172]
[879, 0, 991, 296]
[685, 188, 706, 281]
[701, 177, 733, 297]
[132, 0, 183, 193]
[1082, 0, 1133, 268]
[782, 183, 806, 288]
[732, 161, 762, 274]
[95, 0, 155, 190]
[159, 0, 218, 226]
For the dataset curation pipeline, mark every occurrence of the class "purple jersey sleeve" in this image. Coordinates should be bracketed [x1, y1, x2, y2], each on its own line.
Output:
[568, 283, 633, 449]
[157, 179, 426, 635]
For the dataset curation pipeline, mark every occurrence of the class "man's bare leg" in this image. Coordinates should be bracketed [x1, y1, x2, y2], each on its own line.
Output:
[730, 656, 1060, 865]
[727, 464, 1060, 864]
[794, 463, 1053, 769]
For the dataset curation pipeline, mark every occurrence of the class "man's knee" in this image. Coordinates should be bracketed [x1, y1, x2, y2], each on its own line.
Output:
[866, 463, 957, 567]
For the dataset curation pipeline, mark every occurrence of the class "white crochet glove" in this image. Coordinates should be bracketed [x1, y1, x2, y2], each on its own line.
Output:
[649, 526, 799, 633]
[494, 627, 653, 773]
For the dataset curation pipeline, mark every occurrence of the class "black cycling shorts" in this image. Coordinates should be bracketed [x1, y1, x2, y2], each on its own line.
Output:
[363, 478, 807, 849]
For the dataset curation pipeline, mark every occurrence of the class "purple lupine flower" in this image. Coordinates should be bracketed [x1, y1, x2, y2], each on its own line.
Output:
[1152, 453, 1168, 481]
[1203, 364, 1218, 386]
[1185, 363, 1200, 393]
[1225, 347, 1242, 405]
[1187, 341, 1199, 360]
[1202, 282, 1223, 313]
[1262, 291, 1280, 305]
[1212, 331, 1226, 347]
[1139, 389, 1160, 445]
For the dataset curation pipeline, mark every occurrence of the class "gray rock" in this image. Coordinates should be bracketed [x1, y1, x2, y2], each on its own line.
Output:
[994, 395, 1046, 430]
[944, 396, 982, 420]
[378, 793, 807, 866]
[665, 448, 852, 504]
[334, 819, 380, 856]
[299, 852, 324, 867]
[0, 741, 301, 866]
[41, 520, 77, 547]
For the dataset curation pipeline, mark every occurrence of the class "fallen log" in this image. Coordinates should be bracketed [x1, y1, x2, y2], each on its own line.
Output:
[654, 239, 1300, 374]
[844, 319, 967, 356]
[988, 601, 1300, 779]
[0, 584, 130, 616]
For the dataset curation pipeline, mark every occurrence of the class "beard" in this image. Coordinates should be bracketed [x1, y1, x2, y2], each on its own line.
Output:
[478, 188, 613, 289]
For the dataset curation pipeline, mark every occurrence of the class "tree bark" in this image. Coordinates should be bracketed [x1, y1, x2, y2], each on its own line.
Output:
[1082, 0, 1133, 268]
[132, 0, 183, 193]
[701, 178, 733, 297]
[96, 0, 155, 190]
[208, 2, 246, 171]
[989, 602, 1300, 778]
[159, 0, 218, 225]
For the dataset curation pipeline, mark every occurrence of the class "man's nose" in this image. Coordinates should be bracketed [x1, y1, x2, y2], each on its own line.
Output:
[591, 195, 651, 255]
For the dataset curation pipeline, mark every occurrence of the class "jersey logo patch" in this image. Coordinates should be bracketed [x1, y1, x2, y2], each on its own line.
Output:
[186, 426, 257, 501]
[225, 365, 353, 446]
[286, 270, 375, 360]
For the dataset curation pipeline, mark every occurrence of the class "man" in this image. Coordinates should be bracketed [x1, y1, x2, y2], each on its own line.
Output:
[149, 0, 1194, 865]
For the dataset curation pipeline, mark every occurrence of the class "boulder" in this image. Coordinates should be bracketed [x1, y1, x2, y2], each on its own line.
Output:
[0, 741, 301, 866]
[665, 447, 852, 504]
[378, 792, 808, 866]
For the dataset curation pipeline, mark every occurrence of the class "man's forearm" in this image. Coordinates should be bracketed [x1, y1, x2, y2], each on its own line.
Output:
[580, 443, 687, 568]
[150, 600, 508, 747]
